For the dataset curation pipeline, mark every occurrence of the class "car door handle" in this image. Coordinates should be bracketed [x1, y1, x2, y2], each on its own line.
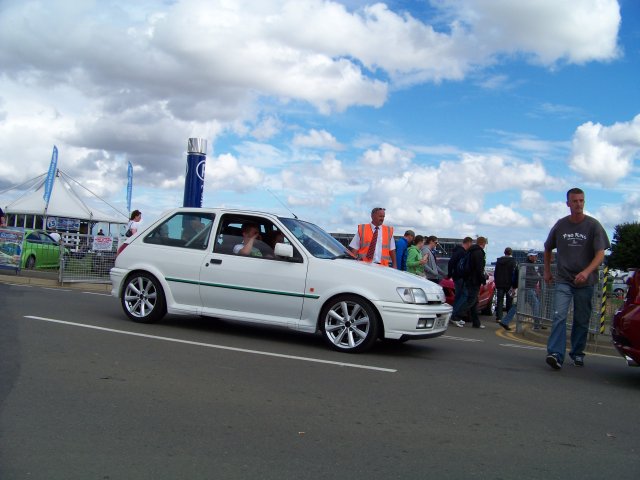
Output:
[210, 258, 222, 265]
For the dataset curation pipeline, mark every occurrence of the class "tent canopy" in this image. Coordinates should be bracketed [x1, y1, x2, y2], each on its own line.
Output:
[3, 170, 128, 224]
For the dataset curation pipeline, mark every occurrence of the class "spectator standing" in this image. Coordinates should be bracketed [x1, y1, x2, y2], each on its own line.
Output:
[395, 230, 415, 271]
[494, 247, 517, 323]
[422, 235, 445, 282]
[498, 261, 520, 331]
[0, 207, 6, 226]
[349, 207, 396, 267]
[523, 249, 544, 330]
[449, 237, 473, 328]
[126, 210, 142, 236]
[459, 236, 488, 329]
[406, 235, 428, 276]
[543, 188, 610, 370]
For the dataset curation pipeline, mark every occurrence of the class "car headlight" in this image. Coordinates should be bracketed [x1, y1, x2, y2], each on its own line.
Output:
[397, 287, 428, 304]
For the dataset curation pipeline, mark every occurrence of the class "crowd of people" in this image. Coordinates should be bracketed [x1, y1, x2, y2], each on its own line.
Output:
[348, 206, 490, 329]
[348, 187, 609, 371]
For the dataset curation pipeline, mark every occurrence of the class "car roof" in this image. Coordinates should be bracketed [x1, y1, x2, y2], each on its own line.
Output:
[165, 207, 296, 221]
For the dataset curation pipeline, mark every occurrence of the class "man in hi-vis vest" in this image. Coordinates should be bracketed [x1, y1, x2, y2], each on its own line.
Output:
[349, 207, 396, 267]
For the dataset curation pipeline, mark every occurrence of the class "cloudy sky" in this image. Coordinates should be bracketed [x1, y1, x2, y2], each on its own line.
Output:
[0, 0, 638, 262]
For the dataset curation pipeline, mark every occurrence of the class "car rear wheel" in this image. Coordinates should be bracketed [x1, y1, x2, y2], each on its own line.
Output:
[320, 295, 379, 353]
[25, 255, 36, 269]
[121, 273, 166, 323]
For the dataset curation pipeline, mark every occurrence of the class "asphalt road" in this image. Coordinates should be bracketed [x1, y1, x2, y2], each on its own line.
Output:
[1, 282, 639, 480]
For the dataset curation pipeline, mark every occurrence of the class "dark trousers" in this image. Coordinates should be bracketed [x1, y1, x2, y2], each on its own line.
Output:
[495, 288, 513, 320]
[460, 284, 481, 327]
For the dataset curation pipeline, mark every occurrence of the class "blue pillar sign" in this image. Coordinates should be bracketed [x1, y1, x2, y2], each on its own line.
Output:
[182, 138, 207, 208]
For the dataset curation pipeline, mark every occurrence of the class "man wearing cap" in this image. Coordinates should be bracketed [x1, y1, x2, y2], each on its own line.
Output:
[395, 230, 415, 271]
[543, 187, 610, 370]
[523, 249, 543, 329]
[349, 207, 396, 267]
[494, 247, 517, 323]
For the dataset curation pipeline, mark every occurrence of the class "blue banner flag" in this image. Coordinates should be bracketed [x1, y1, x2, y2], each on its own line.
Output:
[43, 146, 58, 206]
[126, 161, 133, 213]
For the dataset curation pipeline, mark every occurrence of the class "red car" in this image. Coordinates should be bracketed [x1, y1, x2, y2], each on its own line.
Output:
[436, 258, 496, 315]
[612, 271, 640, 367]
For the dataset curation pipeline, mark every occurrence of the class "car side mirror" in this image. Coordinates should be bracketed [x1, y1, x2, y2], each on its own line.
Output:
[274, 243, 294, 258]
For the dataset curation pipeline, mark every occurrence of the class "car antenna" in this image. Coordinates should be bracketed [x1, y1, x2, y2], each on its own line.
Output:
[266, 188, 298, 219]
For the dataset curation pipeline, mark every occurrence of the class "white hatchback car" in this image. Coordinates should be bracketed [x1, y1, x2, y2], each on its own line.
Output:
[110, 208, 451, 353]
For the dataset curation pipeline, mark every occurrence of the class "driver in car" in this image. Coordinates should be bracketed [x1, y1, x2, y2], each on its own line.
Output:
[233, 223, 263, 257]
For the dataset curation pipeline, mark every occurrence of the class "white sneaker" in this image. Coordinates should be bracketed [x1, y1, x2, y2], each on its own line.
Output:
[459, 320, 466, 325]
[453, 320, 465, 328]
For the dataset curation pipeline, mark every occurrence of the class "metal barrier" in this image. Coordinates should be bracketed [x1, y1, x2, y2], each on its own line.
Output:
[59, 234, 120, 284]
[511, 264, 617, 337]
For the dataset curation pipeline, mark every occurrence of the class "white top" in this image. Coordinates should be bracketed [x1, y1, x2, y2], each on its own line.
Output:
[127, 220, 142, 234]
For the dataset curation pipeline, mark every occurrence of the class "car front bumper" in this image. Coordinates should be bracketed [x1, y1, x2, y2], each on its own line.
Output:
[375, 300, 452, 340]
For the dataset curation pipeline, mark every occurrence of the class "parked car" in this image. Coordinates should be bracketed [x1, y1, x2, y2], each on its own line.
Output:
[436, 257, 496, 315]
[111, 208, 452, 353]
[21, 229, 65, 269]
[612, 271, 640, 367]
[612, 277, 629, 299]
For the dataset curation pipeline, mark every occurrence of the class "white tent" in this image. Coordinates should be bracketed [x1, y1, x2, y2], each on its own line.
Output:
[3, 170, 127, 224]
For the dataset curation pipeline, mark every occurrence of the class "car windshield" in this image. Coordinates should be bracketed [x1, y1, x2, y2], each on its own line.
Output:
[279, 217, 353, 259]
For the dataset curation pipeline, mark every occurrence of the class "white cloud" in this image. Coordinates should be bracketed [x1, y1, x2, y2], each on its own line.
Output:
[440, 0, 621, 65]
[478, 204, 529, 227]
[206, 153, 264, 192]
[279, 153, 351, 207]
[358, 153, 560, 229]
[251, 116, 283, 141]
[293, 129, 343, 150]
[0, 0, 623, 193]
[568, 115, 640, 187]
[361, 143, 414, 168]
[595, 192, 640, 231]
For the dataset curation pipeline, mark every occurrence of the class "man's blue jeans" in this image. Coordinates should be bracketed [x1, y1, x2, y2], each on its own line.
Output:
[452, 278, 467, 319]
[525, 288, 541, 327]
[495, 288, 513, 320]
[547, 282, 595, 364]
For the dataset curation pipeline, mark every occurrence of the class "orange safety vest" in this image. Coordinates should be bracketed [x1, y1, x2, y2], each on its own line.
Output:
[356, 224, 394, 266]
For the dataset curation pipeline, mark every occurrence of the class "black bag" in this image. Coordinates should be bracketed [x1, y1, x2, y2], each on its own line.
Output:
[125, 229, 133, 237]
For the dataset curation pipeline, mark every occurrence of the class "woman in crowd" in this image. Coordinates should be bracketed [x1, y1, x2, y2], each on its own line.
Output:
[406, 235, 428, 276]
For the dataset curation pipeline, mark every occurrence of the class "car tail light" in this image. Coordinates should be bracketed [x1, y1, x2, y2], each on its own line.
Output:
[116, 243, 129, 258]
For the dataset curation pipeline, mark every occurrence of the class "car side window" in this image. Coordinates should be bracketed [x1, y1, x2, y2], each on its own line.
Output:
[213, 214, 299, 260]
[144, 213, 215, 250]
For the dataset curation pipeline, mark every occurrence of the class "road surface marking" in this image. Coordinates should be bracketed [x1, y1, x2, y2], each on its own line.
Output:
[442, 335, 483, 342]
[24, 315, 397, 373]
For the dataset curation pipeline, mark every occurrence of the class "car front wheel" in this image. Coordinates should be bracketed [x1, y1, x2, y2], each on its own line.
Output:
[121, 273, 166, 323]
[25, 255, 36, 269]
[320, 295, 379, 353]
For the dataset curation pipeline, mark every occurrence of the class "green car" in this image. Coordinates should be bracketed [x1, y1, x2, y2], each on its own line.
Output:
[21, 229, 64, 269]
